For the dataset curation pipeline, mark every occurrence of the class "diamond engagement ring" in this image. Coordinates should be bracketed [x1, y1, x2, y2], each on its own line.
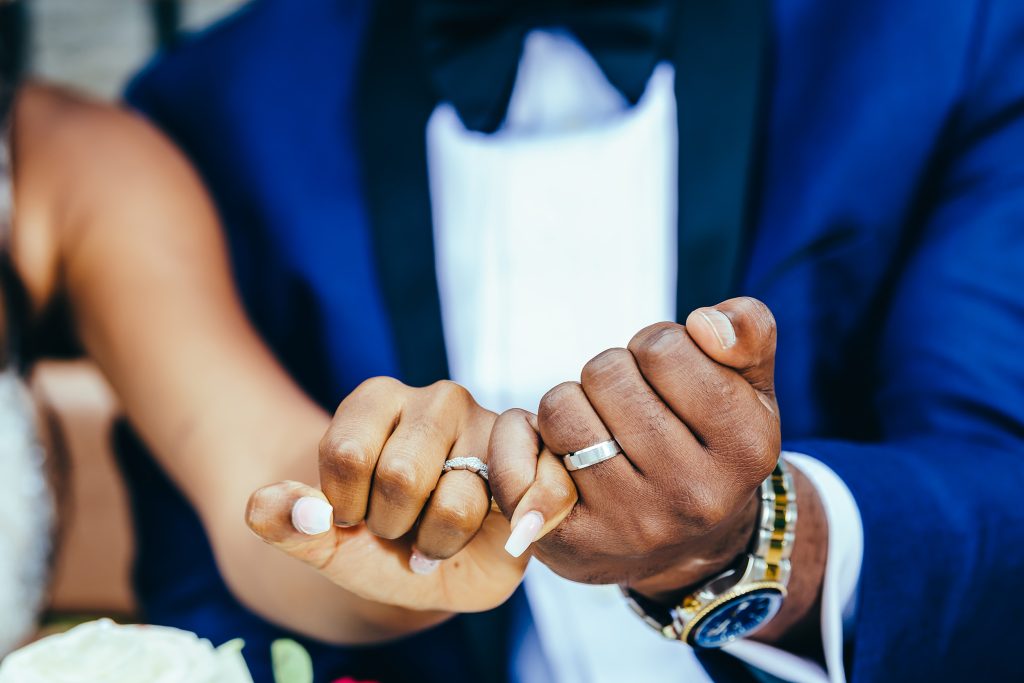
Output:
[563, 439, 623, 471]
[441, 456, 489, 481]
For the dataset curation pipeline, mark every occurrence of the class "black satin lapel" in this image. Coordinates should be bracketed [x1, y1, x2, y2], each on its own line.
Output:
[356, 0, 450, 387]
[672, 0, 769, 320]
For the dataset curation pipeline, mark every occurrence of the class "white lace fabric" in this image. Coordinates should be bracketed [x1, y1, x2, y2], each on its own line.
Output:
[0, 98, 55, 657]
[0, 369, 53, 656]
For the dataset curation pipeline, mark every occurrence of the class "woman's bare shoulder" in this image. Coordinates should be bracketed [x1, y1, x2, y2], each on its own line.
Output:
[13, 82, 218, 310]
[17, 82, 200, 201]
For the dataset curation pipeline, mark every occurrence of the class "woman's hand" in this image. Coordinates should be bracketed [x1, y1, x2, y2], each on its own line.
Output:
[245, 377, 527, 613]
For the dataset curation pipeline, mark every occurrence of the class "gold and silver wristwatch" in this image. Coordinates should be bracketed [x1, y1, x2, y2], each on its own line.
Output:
[623, 460, 797, 648]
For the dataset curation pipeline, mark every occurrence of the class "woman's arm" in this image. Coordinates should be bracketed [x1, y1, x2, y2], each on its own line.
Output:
[11, 84, 451, 643]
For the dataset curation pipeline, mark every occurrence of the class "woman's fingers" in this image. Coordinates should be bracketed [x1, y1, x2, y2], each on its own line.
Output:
[365, 410, 457, 540]
[488, 409, 544, 515]
[489, 408, 578, 558]
[504, 448, 577, 557]
[412, 409, 495, 571]
[411, 471, 489, 570]
[318, 377, 405, 527]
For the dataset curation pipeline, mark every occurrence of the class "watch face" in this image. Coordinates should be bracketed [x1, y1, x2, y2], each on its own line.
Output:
[690, 588, 784, 648]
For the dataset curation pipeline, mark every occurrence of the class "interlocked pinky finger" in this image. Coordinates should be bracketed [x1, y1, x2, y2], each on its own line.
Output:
[503, 447, 578, 558]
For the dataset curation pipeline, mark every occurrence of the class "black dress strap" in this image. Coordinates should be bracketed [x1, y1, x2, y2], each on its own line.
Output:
[0, 252, 29, 372]
[0, 71, 24, 372]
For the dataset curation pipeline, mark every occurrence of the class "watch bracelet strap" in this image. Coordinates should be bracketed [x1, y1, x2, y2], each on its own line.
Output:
[622, 459, 796, 640]
[753, 460, 797, 585]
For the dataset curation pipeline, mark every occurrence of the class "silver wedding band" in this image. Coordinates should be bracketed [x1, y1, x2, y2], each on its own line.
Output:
[563, 439, 623, 471]
[441, 456, 489, 481]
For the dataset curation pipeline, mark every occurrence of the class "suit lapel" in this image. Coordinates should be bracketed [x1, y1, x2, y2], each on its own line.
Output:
[356, 0, 450, 388]
[671, 0, 769, 319]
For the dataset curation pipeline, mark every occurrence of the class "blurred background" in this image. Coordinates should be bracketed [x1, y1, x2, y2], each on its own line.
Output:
[19, 0, 247, 628]
[29, 0, 246, 98]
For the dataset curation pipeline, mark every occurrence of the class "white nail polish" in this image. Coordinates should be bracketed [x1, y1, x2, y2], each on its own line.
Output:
[291, 497, 333, 535]
[409, 549, 441, 575]
[700, 309, 737, 350]
[505, 511, 544, 558]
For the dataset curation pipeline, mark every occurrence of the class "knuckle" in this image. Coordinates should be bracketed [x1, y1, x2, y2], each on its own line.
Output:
[628, 322, 688, 367]
[538, 382, 581, 421]
[629, 511, 668, 554]
[404, 416, 446, 446]
[497, 407, 532, 426]
[692, 497, 730, 532]
[374, 457, 426, 500]
[358, 375, 402, 395]
[537, 383, 588, 445]
[244, 487, 275, 537]
[536, 382, 569, 423]
[429, 379, 472, 407]
[580, 348, 631, 387]
[432, 498, 483, 537]
[319, 436, 375, 480]
[662, 482, 728, 533]
[366, 517, 405, 540]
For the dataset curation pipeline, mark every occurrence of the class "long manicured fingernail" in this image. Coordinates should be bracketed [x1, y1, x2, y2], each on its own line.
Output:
[505, 511, 544, 558]
[699, 309, 737, 350]
[291, 497, 333, 535]
[409, 549, 441, 575]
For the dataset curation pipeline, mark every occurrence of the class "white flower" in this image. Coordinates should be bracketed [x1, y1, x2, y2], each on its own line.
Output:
[0, 620, 254, 683]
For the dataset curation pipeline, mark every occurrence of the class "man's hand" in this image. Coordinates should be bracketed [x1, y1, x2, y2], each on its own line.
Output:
[244, 377, 527, 613]
[489, 297, 814, 598]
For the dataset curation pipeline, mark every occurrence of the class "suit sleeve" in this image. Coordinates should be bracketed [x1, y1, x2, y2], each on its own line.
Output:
[786, 3, 1024, 680]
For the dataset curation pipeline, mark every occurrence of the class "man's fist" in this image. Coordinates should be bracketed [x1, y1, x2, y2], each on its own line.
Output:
[489, 297, 781, 595]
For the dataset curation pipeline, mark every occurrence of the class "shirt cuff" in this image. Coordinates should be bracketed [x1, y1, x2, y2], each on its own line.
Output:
[722, 452, 863, 683]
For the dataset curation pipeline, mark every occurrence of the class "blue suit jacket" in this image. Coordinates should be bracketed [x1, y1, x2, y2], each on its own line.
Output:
[122, 0, 1024, 681]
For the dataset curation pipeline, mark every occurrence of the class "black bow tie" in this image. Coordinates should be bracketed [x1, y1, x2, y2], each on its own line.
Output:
[418, 0, 675, 133]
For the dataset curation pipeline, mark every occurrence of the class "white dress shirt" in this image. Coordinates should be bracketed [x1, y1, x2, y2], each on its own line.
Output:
[427, 30, 863, 683]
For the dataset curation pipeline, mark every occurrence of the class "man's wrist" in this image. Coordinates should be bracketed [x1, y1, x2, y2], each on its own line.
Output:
[626, 492, 761, 603]
[623, 462, 827, 659]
